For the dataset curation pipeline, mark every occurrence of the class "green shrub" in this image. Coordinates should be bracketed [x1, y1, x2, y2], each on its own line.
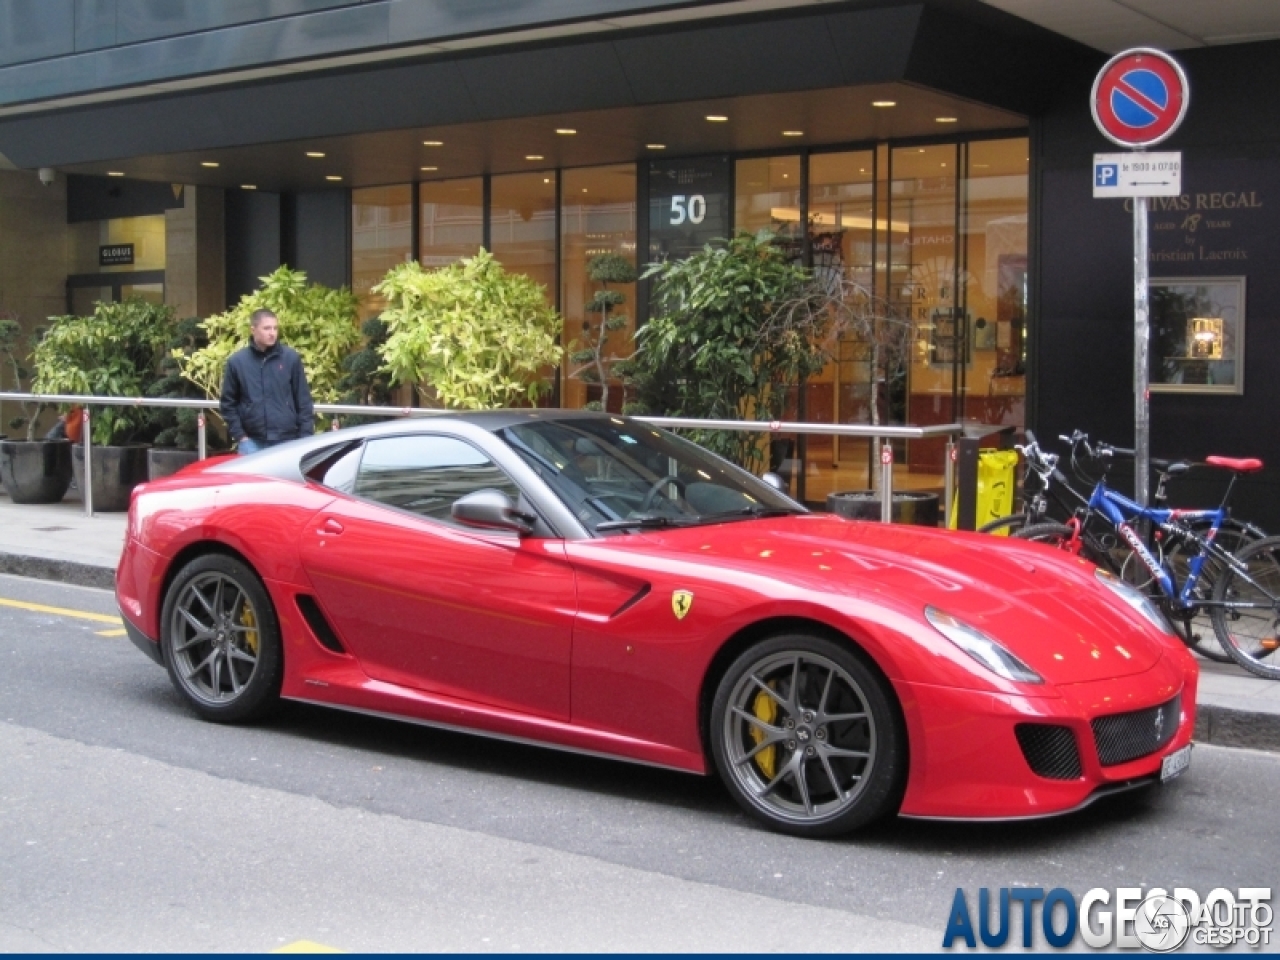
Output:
[375, 250, 563, 409]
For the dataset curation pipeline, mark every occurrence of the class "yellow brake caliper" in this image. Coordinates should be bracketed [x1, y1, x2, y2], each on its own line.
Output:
[239, 603, 259, 656]
[750, 688, 778, 779]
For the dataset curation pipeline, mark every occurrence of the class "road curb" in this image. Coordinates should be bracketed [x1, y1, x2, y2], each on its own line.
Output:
[1195, 703, 1280, 754]
[0, 551, 115, 591]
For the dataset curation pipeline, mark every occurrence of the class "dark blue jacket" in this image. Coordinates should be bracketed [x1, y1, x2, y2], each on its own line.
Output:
[219, 340, 314, 446]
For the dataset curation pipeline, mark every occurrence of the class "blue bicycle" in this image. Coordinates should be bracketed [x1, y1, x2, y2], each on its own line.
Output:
[1014, 431, 1269, 665]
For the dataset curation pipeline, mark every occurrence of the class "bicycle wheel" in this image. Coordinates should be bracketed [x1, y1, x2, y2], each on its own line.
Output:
[1164, 518, 1266, 664]
[977, 514, 1026, 537]
[1013, 522, 1112, 569]
[1209, 535, 1280, 680]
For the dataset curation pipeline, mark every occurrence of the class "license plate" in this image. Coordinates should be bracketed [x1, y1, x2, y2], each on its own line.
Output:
[1161, 744, 1192, 782]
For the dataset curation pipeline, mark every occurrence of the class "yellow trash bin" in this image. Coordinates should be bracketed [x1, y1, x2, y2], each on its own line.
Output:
[949, 448, 1019, 532]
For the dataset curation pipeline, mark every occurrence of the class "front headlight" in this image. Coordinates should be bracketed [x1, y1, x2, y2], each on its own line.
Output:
[1094, 568, 1177, 636]
[925, 607, 1043, 684]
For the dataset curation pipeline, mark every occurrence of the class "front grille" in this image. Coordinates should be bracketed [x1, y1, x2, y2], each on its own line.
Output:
[1015, 723, 1083, 780]
[1092, 695, 1180, 766]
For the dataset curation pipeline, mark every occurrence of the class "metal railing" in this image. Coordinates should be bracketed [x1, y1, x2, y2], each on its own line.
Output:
[1, 392, 963, 521]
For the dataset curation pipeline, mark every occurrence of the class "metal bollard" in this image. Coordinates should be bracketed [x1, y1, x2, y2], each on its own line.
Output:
[944, 441, 956, 528]
[879, 442, 894, 523]
[197, 413, 207, 460]
[81, 407, 93, 517]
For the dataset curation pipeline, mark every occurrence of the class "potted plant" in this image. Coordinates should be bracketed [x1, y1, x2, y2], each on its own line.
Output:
[178, 266, 360, 432]
[375, 249, 563, 409]
[146, 316, 218, 480]
[33, 297, 174, 510]
[568, 252, 637, 412]
[622, 230, 821, 473]
[0, 312, 70, 503]
[774, 273, 936, 525]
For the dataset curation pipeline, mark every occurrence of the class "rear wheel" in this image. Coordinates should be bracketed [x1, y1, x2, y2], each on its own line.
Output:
[161, 553, 283, 722]
[710, 633, 905, 837]
[1013, 522, 1113, 569]
[1163, 519, 1264, 664]
[1210, 535, 1280, 680]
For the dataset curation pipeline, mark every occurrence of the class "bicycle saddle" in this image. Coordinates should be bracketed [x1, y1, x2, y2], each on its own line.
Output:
[1205, 456, 1264, 472]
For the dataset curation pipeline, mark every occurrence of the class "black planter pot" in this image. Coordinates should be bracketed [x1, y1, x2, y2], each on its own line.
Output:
[826, 490, 941, 527]
[71, 444, 150, 512]
[0, 439, 73, 504]
[148, 448, 200, 481]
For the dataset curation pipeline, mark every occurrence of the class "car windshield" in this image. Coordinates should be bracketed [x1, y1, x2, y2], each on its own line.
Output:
[499, 417, 804, 535]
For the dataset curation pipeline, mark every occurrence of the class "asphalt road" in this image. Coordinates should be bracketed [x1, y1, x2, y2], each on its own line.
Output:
[1, 571, 1277, 953]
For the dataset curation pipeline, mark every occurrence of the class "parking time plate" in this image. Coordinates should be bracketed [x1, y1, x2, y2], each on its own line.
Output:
[1161, 743, 1191, 782]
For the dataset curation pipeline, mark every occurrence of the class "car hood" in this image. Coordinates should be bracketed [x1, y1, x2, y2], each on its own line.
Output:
[598, 514, 1168, 684]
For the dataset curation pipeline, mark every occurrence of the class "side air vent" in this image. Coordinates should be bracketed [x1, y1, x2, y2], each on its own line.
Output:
[1015, 723, 1083, 780]
[295, 595, 346, 654]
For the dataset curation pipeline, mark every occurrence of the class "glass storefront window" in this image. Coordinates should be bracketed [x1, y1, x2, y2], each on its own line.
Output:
[560, 164, 637, 411]
[735, 156, 802, 252]
[68, 215, 166, 275]
[352, 185, 412, 319]
[491, 171, 556, 297]
[965, 138, 1029, 424]
[1150, 277, 1244, 394]
[420, 177, 483, 268]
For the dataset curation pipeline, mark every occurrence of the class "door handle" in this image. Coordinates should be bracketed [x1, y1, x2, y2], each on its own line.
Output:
[317, 517, 344, 536]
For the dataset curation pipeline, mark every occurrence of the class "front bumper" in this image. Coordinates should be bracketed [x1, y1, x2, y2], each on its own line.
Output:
[896, 651, 1198, 819]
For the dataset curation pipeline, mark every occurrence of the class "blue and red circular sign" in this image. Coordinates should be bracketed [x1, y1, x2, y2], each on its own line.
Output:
[1091, 48, 1189, 148]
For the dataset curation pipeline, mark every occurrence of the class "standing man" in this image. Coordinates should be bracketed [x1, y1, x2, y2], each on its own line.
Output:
[220, 309, 314, 454]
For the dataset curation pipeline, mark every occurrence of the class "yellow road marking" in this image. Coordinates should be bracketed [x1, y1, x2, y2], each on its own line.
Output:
[273, 942, 344, 953]
[0, 596, 122, 625]
[95, 628, 127, 637]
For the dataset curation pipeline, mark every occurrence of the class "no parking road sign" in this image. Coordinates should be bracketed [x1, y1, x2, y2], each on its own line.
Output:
[1091, 48, 1189, 148]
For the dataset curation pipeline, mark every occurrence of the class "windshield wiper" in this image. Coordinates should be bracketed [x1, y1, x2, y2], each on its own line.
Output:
[595, 515, 695, 532]
[696, 506, 804, 524]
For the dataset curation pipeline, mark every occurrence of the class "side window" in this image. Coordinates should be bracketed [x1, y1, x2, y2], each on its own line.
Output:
[354, 435, 521, 526]
[318, 445, 362, 493]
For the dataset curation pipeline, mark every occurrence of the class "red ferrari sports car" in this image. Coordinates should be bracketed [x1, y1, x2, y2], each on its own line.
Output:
[117, 411, 1197, 836]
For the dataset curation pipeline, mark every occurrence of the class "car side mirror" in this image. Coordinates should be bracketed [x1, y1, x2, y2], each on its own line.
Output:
[451, 489, 535, 536]
[761, 472, 787, 492]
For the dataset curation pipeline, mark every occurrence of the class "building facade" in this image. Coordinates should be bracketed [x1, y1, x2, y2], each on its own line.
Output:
[0, 1, 1276, 522]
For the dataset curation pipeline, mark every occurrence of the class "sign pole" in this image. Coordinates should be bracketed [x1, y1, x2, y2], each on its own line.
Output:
[1091, 47, 1189, 509]
[1133, 194, 1149, 508]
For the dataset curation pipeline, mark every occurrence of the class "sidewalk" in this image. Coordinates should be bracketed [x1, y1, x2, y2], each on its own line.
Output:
[2, 487, 1278, 753]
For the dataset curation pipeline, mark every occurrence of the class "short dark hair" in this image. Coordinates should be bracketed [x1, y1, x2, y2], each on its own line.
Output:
[250, 308, 277, 327]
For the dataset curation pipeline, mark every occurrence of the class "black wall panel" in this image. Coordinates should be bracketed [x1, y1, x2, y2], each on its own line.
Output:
[66, 173, 185, 222]
[282, 190, 350, 290]
[225, 189, 283, 304]
[1034, 40, 1280, 529]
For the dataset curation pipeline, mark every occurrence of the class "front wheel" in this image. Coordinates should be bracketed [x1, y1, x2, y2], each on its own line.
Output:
[710, 633, 905, 837]
[161, 553, 284, 722]
[1012, 522, 1113, 569]
[977, 514, 1027, 537]
[1209, 535, 1280, 680]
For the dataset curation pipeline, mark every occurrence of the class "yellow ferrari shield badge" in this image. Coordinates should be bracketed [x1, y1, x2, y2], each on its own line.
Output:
[672, 590, 694, 620]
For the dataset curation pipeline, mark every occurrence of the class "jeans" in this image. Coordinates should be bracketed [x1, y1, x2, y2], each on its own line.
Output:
[237, 437, 263, 455]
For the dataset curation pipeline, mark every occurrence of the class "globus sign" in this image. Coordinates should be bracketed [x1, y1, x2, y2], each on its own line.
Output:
[1091, 47, 1189, 148]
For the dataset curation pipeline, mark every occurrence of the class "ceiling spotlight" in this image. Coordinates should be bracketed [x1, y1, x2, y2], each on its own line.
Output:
[325, 175, 343, 181]
[936, 116, 958, 123]
[306, 151, 326, 158]
[423, 140, 443, 146]
[706, 115, 728, 122]
[872, 100, 896, 108]
[200, 161, 220, 168]
[646, 143, 666, 150]
[241, 184, 257, 190]
[525, 154, 544, 161]
[420, 166, 438, 172]
[781, 130, 804, 137]
[555, 128, 577, 135]
[107, 171, 125, 177]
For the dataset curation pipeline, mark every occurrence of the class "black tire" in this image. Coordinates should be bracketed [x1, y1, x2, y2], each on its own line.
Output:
[1163, 518, 1264, 664]
[1012, 521, 1113, 569]
[1210, 535, 1280, 680]
[977, 514, 1027, 537]
[709, 633, 905, 837]
[161, 553, 283, 722]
